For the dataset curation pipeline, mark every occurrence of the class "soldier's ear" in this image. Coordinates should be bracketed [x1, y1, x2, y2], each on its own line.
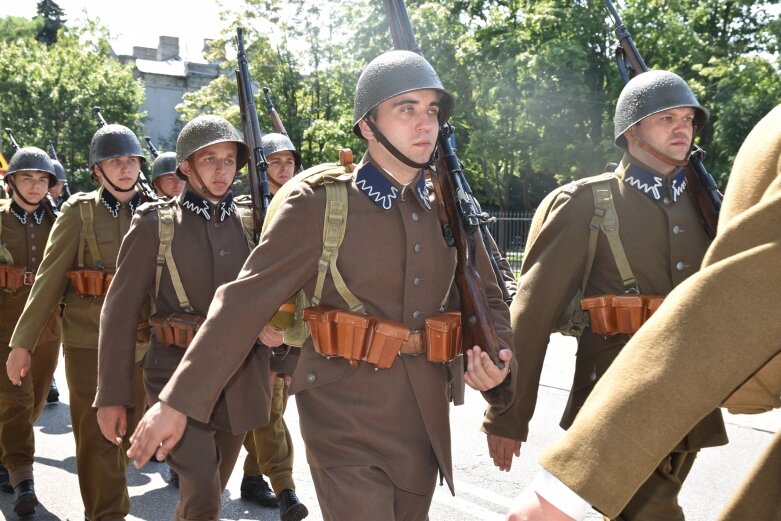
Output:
[179, 159, 193, 178]
[357, 118, 375, 141]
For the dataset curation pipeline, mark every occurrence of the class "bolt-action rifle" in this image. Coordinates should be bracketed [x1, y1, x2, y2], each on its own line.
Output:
[382, 0, 507, 369]
[604, 0, 721, 237]
[91, 106, 158, 202]
[4, 128, 60, 217]
[235, 28, 272, 244]
[49, 140, 71, 203]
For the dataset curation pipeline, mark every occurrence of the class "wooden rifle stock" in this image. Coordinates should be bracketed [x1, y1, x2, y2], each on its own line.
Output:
[604, 0, 721, 238]
[263, 87, 287, 135]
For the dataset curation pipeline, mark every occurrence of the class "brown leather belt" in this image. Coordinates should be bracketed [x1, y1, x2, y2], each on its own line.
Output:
[399, 331, 425, 355]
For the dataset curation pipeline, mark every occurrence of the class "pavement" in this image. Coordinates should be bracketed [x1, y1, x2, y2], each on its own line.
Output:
[0, 334, 778, 520]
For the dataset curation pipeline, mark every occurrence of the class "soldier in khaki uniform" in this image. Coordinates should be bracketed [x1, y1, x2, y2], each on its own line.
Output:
[127, 50, 516, 520]
[1, 147, 61, 516]
[504, 104, 781, 521]
[240, 132, 308, 521]
[483, 71, 727, 521]
[150, 152, 185, 199]
[95, 115, 274, 521]
[9, 125, 152, 521]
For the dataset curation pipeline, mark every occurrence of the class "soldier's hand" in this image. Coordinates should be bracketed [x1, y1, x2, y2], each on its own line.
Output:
[97, 405, 128, 446]
[487, 434, 522, 471]
[127, 401, 186, 469]
[506, 488, 577, 521]
[258, 326, 284, 347]
[6, 347, 32, 386]
[463, 346, 512, 391]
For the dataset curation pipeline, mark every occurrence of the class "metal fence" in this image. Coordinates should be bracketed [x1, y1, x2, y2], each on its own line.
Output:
[483, 209, 535, 257]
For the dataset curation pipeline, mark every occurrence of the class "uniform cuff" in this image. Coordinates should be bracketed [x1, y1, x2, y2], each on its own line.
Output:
[532, 466, 591, 520]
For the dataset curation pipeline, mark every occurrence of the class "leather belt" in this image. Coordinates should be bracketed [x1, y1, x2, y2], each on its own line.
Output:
[399, 331, 425, 356]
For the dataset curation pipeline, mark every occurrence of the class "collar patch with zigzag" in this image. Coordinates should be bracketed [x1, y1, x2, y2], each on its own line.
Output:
[10, 201, 46, 225]
[623, 163, 687, 203]
[180, 189, 235, 222]
[355, 163, 429, 211]
[101, 190, 141, 218]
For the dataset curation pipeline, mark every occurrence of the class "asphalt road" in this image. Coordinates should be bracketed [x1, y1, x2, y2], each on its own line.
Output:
[1, 334, 778, 520]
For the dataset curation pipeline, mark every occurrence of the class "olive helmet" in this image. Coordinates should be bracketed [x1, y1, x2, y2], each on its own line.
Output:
[175, 115, 249, 179]
[151, 152, 178, 181]
[352, 50, 455, 138]
[51, 160, 67, 183]
[89, 124, 146, 168]
[6, 147, 57, 188]
[614, 70, 709, 148]
[261, 133, 301, 171]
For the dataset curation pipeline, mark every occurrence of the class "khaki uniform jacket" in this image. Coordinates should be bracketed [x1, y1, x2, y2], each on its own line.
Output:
[540, 105, 781, 520]
[93, 188, 271, 435]
[11, 188, 143, 350]
[483, 155, 726, 451]
[159, 159, 515, 494]
[0, 200, 60, 348]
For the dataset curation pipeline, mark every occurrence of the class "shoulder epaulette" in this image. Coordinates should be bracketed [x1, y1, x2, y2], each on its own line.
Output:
[559, 172, 615, 196]
[233, 194, 252, 207]
[138, 199, 173, 215]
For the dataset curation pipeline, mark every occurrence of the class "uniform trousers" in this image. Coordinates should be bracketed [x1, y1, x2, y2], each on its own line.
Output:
[611, 451, 698, 521]
[0, 338, 60, 486]
[243, 377, 295, 493]
[65, 346, 145, 521]
[310, 465, 436, 521]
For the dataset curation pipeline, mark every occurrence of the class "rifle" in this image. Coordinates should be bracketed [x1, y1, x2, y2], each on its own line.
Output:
[235, 28, 272, 243]
[144, 136, 160, 160]
[91, 106, 158, 201]
[49, 140, 71, 202]
[382, 0, 506, 369]
[263, 87, 287, 136]
[4, 128, 60, 217]
[604, 0, 721, 237]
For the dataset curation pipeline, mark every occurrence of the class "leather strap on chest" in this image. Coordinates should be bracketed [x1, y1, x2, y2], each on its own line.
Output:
[77, 197, 105, 269]
[154, 205, 193, 313]
[0, 201, 13, 265]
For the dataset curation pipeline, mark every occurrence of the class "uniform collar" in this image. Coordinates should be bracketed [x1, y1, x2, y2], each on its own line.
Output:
[179, 186, 236, 222]
[100, 187, 141, 218]
[354, 160, 431, 211]
[618, 155, 687, 204]
[9, 200, 46, 225]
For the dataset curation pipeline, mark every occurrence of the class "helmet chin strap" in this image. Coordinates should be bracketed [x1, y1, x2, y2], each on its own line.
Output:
[364, 117, 436, 169]
[187, 162, 229, 200]
[96, 164, 138, 193]
[626, 129, 689, 168]
[5, 176, 40, 207]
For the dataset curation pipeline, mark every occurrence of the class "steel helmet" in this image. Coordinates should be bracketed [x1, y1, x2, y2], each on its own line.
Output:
[7, 147, 57, 188]
[175, 115, 249, 179]
[89, 124, 146, 167]
[151, 152, 178, 181]
[261, 133, 301, 171]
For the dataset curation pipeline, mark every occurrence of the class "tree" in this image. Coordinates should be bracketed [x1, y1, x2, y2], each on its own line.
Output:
[36, 0, 66, 45]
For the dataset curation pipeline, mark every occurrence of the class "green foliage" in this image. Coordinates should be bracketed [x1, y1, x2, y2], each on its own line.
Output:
[0, 21, 145, 192]
[36, 0, 66, 45]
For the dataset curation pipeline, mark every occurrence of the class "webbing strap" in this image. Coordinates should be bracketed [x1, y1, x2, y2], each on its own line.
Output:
[78, 198, 103, 268]
[591, 183, 639, 293]
[155, 206, 193, 313]
[0, 201, 14, 264]
[311, 181, 364, 313]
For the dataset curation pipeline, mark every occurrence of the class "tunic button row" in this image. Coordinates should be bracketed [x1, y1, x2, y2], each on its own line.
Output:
[672, 225, 681, 235]
[413, 276, 421, 286]
[675, 261, 686, 271]
[411, 212, 419, 222]
[414, 243, 422, 253]
[413, 310, 422, 319]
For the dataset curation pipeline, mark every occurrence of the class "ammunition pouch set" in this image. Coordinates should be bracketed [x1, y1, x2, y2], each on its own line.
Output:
[304, 306, 461, 369]
[149, 312, 205, 348]
[67, 193, 114, 297]
[66, 269, 113, 297]
[0, 264, 35, 291]
[580, 294, 663, 336]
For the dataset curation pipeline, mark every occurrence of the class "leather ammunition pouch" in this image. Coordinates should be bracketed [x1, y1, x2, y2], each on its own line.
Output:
[303, 305, 461, 369]
[66, 268, 113, 297]
[580, 294, 664, 336]
[149, 312, 205, 348]
[0, 264, 35, 291]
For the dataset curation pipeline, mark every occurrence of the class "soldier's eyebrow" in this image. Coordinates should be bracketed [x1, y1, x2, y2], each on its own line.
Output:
[391, 97, 441, 108]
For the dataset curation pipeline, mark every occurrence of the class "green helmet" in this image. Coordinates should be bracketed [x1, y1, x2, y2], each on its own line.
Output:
[7, 147, 57, 188]
[352, 50, 455, 138]
[261, 133, 301, 171]
[614, 70, 709, 148]
[52, 160, 67, 183]
[89, 124, 146, 167]
[151, 151, 178, 181]
[175, 115, 249, 179]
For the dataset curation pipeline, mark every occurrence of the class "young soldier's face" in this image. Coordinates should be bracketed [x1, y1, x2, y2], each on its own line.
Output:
[95, 156, 141, 191]
[371, 89, 441, 165]
[631, 107, 695, 162]
[11, 171, 50, 205]
[154, 173, 185, 198]
[49, 181, 64, 199]
[182, 142, 238, 198]
[267, 150, 296, 187]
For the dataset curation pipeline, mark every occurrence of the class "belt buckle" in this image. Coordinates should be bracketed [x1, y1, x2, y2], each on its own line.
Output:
[24, 271, 35, 285]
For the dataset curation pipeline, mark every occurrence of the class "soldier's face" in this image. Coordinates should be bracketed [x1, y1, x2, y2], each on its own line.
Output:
[267, 151, 296, 189]
[49, 181, 64, 199]
[154, 173, 185, 198]
[11, 171, 50, 206]
[365, 89, 440, 166]
[96, 156, 141, 192]
[181, 142, 238, 198]
[630, 107, 695, 163]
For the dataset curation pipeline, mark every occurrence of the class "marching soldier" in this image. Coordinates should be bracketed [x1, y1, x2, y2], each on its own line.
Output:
[95, 115, 275, 521]
[150, 151, 185, 199]
[127, 50, 516, 520]
[0, 147, 61, 517]
[483, 70, 728, 520]
[240, 132, 308, 521]
[9, 124, 151, 521]
[48, 159, 69, 208]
